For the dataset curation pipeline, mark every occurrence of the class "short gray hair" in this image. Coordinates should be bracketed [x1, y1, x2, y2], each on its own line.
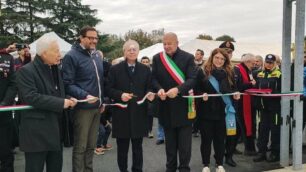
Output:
[36, 36, 58, 56]
[122, 39, 139, 52]
[255, 55, 263, 62]
[241, 53, 255, 62]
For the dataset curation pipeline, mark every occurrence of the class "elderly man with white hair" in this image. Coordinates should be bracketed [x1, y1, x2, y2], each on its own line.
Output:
[227, 53, 257, 166]
[16, 36, 77, 172]
[106, 39, 154, 172]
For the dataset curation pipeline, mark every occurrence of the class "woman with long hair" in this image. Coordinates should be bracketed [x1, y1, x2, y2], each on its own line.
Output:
[195, 48, 240, 172]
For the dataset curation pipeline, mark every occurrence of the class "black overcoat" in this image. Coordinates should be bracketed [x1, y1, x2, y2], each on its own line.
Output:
[151, 48, 197, 129]
[16, 56, 65, 152]
[106, 60, 151, 138]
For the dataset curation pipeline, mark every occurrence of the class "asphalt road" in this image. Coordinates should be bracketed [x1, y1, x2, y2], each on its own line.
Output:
[13, 119, 305, 172]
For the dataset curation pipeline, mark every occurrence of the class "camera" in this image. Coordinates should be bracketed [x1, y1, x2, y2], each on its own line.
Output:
[16, 44, 26, 50]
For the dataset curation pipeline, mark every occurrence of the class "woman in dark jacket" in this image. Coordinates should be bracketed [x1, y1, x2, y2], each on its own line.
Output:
[195, 48, 240, 172]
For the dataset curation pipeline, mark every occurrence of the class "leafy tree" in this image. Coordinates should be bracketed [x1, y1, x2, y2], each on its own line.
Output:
[124, 29, 154, 50]
[96, 34, 124, 60]
[197, 34, 213, 40]
[4, 0, 46, 42]
[151, 28, 164, 43]
[215, 34, 235, 42]
[97, 29, 164, 61]
[0, 0, 25, 46]
[44, 0, 101, 43]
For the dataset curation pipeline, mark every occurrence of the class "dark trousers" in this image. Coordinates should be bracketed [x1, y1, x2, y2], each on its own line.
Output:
[0, 119, 15, 172]
[0, 153, 14, 172]
[148, 115, 153, 132]
[192, 116, 200, 133]
[164, 125, 192, 172]
[24, 150, 62, 172]
[257, 109, 280, 155]
[200, 120, 226, 166]
[97, 124, 111, 147]
[116, 138, 143, 172]
[225, 114, 242, 157]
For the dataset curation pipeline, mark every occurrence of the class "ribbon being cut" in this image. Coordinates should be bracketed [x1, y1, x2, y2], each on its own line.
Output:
[0, 90, 302, 112]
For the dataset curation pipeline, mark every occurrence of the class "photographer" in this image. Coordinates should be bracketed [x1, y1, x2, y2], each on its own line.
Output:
[14, 44, 31, 71]
[0, 43, 18, 172]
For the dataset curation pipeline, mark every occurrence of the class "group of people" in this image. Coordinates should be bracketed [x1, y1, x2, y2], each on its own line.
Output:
[0, 25, 305, 172]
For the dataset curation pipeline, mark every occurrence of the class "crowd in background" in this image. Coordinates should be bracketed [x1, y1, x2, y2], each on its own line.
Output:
[0, 26, 306, 172]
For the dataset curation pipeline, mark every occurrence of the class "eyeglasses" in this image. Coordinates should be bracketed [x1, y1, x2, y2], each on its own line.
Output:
[127, 48, 138, 52]
[84, 36, 99, 41]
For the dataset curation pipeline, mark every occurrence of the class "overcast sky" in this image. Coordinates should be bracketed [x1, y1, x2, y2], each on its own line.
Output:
[82, 0, 302, 44]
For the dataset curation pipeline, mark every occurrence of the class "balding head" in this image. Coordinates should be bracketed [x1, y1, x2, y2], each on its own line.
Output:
[163, 32, 179, 57]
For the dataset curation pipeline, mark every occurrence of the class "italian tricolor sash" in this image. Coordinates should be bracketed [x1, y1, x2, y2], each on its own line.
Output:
[160, 52, 196, 119]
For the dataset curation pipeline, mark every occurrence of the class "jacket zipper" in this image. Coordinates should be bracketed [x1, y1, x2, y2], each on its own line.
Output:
[90, 52, 102, 107]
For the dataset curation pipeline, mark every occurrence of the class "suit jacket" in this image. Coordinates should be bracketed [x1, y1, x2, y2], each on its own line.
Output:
[17, 56, 65, 152]
[106, 60, 151, 138]
[152, 48, 197, 128]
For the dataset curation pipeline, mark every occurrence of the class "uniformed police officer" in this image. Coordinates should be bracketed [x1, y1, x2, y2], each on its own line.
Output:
[253, 54, 281, 162]
[0, 43, 18, 172]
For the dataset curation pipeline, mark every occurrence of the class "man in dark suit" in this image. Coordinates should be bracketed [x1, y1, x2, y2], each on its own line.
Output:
[106, 39, 155, 172]
[16, 37, 77, 172]
[152, 33, 197, 172]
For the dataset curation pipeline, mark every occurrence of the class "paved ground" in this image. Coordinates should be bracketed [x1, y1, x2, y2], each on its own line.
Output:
[14, 119, 306, 172]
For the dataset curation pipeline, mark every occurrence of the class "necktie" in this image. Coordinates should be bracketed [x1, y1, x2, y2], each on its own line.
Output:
[129, 66, 135, 74]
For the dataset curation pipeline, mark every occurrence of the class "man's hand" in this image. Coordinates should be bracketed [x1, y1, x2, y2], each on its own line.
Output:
[250, 79, 256, 86]
[166, 87, 179, 99]
[146, 92, 155, 101]
[157, 89, 167, 100]
[99, 105, 105, 113]
[87, 95, 98, 104]
[233, 92, 241, 100]
[64, 98, 77, 109]
[6, 44, 17, 53]
[70, 97, 78, 107]
[202, 93, 208, 101]
[121, 93, 133, 102]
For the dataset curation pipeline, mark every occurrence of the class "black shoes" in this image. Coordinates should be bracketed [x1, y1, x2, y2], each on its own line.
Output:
[266, 153, 280, 162]
[225, 156, 237, 167]
[244, 150, 257, 156]
[253, 153, 266, 162]
[156, 140, 164, 145]
[233, 149, 243, 155]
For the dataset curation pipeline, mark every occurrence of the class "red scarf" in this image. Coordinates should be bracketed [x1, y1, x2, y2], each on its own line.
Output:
[237, 64, 252, 136]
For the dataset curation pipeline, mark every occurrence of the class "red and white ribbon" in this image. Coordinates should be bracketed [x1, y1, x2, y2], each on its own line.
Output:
[136, 92, 155, 105]
[103, 103, 127, 108]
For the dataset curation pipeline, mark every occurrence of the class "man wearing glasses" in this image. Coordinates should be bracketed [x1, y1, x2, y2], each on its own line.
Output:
[62, 26, 104, 172]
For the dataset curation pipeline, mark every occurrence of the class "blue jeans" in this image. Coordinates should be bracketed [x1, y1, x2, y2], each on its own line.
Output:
[157, 120, 164, 141]
[97, 124, 112, 147]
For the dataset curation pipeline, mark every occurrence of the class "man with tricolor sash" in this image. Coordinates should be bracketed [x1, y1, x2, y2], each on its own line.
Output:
[152, 32, 197, 172]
